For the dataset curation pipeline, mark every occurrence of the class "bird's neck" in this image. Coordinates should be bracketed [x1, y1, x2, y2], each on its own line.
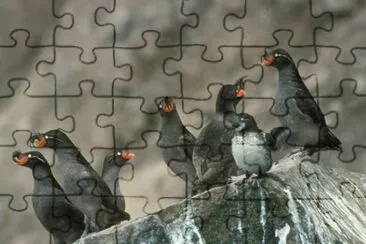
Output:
[32, 163, 53, 181]
[54, 147, 89, 165]
[160, 111, 183, 137]
[278, 64, 302, 89]
[216, 99, 236, 114]
[161, 111, 181, 126]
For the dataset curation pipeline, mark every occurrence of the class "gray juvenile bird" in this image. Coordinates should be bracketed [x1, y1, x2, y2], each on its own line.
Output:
[29, 129, 130, 233]
[157, 96, 197, 193]
[12, 150, 85, 244]
[193, 78, 246, 190]
[229, 113, 275, 178]
[101, 150, 134, 214]
[262, 49, 342, 155]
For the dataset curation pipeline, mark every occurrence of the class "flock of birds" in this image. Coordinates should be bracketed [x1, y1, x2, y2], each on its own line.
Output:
[11, 49, 342, 243]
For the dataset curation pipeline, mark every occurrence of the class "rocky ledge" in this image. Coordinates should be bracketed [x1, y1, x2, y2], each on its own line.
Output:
[74, 153, 366, 244]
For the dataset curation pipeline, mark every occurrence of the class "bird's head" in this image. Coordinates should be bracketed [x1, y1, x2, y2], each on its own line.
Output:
[225, 112, 257, 132]
[218, 77, 246, 109]
[104, 150, 135, 167]
[157, 96, 176, 115]
[261, 49, 295, 69]
[12, 150, 48, 169]
[29, 129, 74, 150]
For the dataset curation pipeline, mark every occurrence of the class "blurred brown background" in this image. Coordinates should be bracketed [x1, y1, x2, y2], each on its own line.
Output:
[0, 0, 365, 243]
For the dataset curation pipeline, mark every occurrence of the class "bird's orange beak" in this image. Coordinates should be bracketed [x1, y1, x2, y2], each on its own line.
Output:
[121, 152, 135, 160]
[261, 56, 275, 66]
[33, 136, 47, 148]
[14, 155, 29, 165]
[236, 89, 246, 98]
[163, 104, 175, 113]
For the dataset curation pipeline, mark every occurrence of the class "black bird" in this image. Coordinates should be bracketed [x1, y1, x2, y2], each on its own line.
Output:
[101, 150, 134, 214]
[29, 129, 130, 233]
[157, 96, 197, 194]
[12, 150, 85, 244]
[262, 49, 342, 155]
[192, 78, 246, 189]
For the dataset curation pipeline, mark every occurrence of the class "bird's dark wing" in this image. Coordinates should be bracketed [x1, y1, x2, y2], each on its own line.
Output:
[267, 126, 291, 150]
[294, 90, 326, 125]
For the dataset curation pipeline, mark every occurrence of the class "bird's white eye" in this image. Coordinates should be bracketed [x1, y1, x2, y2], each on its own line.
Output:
[117, 152, 121, 156]
[159, 104, 163, 108]
[240, 117, 245, 122]
[274, 53, 279, 57]
[28, 154, 32, 158]
[45, 135, 48, 139]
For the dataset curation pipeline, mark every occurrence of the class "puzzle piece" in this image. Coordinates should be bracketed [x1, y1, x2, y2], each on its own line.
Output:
[226, 0, 332, 46]
[180, 0, 244, 60]
[0, 80, 72, 144]
[117, 132, 189, 216]
[56, 81, 115, 162]
[240, 31, 317, 84]
[113, 32, 182, 112]
[37, 47, 131, 95]
[96, 0, 189, 47]
[0, 0, 71, 46]
[90, 147, 136, 197]
[97, 96, 155, 147]
[54, 0, 114, 63]
[313, 1, 366, 62]
[318, 80, 366, 168]
[165, 45, 256, 128]
[0, 31, 54, 96]
[298, 47, 366, 96]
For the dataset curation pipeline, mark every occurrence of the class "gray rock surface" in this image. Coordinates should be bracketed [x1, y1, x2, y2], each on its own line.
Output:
[74, 153, 366, 244]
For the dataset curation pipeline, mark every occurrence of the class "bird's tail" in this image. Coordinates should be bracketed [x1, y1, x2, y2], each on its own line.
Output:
[322, 128, 342, 152]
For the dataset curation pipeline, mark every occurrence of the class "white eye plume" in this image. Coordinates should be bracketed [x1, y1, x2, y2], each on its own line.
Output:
[28, 154, 32, 158]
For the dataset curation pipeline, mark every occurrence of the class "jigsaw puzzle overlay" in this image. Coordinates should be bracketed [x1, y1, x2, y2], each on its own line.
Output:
[0, 0, 365, 243]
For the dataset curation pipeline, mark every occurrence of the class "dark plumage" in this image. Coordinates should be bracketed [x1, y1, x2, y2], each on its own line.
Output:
[193, 78, 246, 188]
[29, 129, 130, 233]
[101, 151, 134, 214]
[157, 97, 197, 193]
[12, 150, 85, 244]
[262, 49, 342, 155]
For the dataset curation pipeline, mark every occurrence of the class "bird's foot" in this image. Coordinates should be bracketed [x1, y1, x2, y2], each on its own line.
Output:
[80, 217, 91, 239]
[229, 174, 248, 185]
[246, 174, 263, 188]
[247, 173, 258, 183]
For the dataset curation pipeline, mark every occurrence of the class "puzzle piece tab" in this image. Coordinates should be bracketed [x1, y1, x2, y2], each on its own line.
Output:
[56, 81, 115, 163]
[0, 80, 72, 144]
[226, 0, 331, 46]
[0, 31, 54, 96]
[37, 47, 131, 95]
[96, 0, 189, 47]
[54, 0, 114, 62]
[0, 0, 71, 45]
[180, 0, 244, 60]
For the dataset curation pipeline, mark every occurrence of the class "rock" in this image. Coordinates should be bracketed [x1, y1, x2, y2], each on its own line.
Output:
[74, 152, 366, 243]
